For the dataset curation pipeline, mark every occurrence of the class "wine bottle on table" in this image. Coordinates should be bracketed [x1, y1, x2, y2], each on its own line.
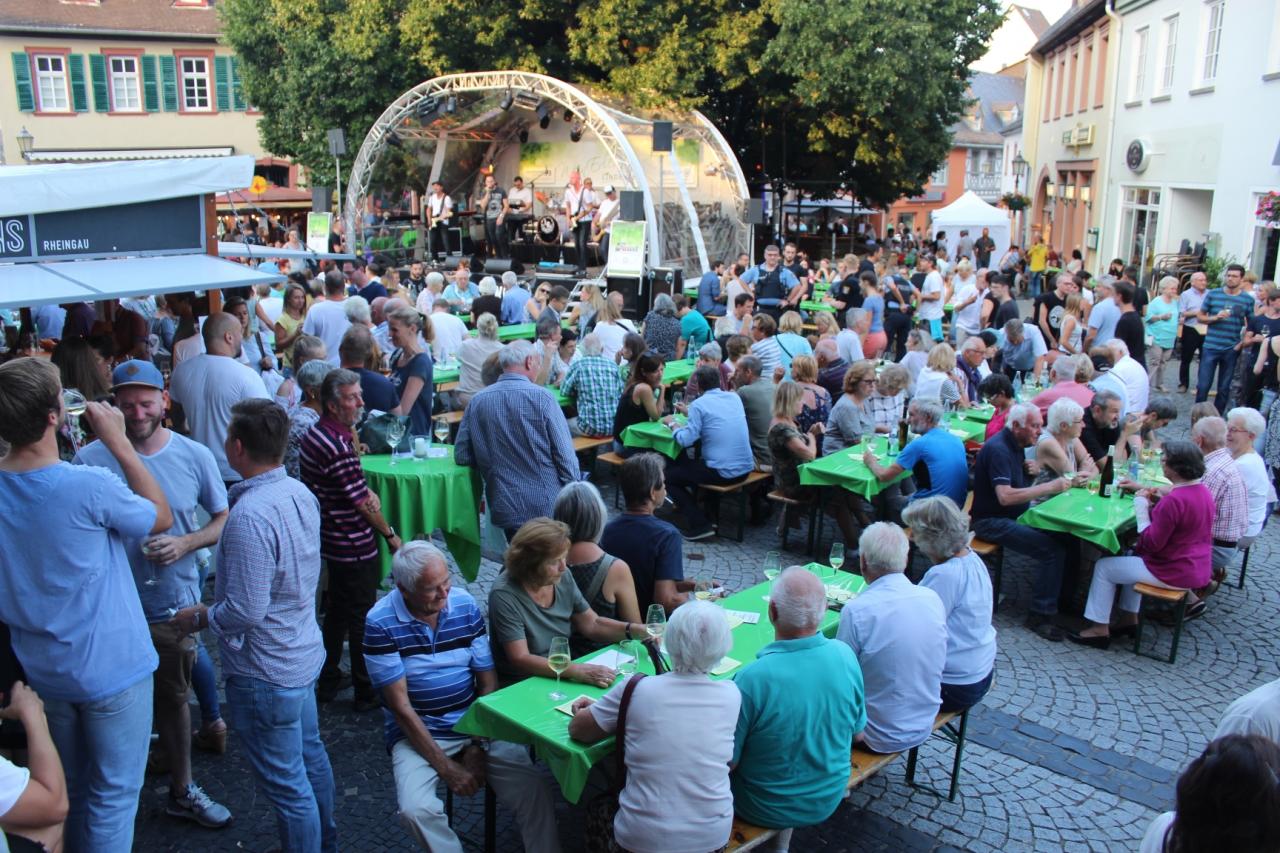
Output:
[1099, 444, 1116, 497]
[897, 399, 911, 449]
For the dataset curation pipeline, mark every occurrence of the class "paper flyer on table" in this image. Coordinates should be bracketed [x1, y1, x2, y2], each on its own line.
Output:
[554, 696, 592, 716]
[588, 649, 635, 670]
[723, 609, 760, 626]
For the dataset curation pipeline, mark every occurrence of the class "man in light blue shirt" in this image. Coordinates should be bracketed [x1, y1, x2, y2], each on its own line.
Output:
[31, 302, 66, 340]
[696, 261, 726, 315]
[500, 273, 533, 325]
[662, 365, 755, 540]
[837, 523, 947, 753]
[732, 568, 865, 839]
[0, 357, 172, 853]
[863, 399, 969, 514]
[739, 245, 799, 319]
[1084, 278, 1120, 350]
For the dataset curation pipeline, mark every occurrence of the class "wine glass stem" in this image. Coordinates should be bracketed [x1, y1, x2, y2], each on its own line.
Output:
[555, 672, 562, 694]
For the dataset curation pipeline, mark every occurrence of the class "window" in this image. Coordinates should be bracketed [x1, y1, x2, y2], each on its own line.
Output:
[1043, 62, 1054, 122]
[1096, 31, 1110, 107]
[930, 162, 949, 185]
[1156, 16, 1178, 94]
[1055, 54, 1066, 118]
[1200, 0, 1224, 83]
[108, 55, 141, 111]
[179, 55, 211, 111]
[1130, 27, 1149, 100]
[33, 53, 69, 112]
[1080, 39, 1093, 111]
[1066, 47, 1079, 115]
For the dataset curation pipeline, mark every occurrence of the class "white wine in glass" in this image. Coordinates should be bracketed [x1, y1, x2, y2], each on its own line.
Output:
[829, 543, 845, 576]
[547, 636, 571, 701]
[645, 603, 667, 644]
[386, 420, 406, 465]
[433, 418, 450, 447]
[762, 551, 781, 584]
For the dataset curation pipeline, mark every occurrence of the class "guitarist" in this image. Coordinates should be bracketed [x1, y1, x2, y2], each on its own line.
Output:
[592, 185, 621, 262]
[423, 180, 453, 261]
[562, 170, 596, 275]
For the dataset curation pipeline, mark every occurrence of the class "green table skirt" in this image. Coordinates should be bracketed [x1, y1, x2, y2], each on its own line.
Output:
[956, 403, 995, 424]
[943, 413, 987, 445]
[800, 300, 835, 313]
[620, 416, 685, 459]
[470, 322, 538, 341]
[361, 450, 483, 580]
[798, 434, 911, 499]
[454, 566, 864, 802]
[662, 358, 697, 386]
[433, 364, 460, 386]
[1018, 488, 1136, 553]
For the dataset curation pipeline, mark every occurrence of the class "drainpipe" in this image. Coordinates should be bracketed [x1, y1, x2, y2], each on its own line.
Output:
[1096, 0, 1124, 277]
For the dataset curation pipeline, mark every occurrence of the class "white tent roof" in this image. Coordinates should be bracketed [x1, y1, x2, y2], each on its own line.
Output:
[0, 255, 284, 310]
[0, 155, 255, 217]
[217, 242, 355, 262]
[929, 191, 1009, 226]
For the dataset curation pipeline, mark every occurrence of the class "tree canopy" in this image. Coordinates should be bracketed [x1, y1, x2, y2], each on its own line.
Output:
[221, 0, 1003, 207]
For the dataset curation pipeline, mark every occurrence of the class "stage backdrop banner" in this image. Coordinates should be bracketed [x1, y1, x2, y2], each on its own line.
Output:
[306, 213, 332, 254]
[607, 221, 646, 277]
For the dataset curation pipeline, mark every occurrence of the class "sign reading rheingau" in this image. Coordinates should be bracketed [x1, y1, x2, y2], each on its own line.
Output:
[0, 196, 205, 263]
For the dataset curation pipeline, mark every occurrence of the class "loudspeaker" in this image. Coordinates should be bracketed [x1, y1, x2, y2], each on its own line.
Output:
[311, 187, 331, 213]
[619, 191, 645, 222]
[440, 256, 463, 272]
[648, 267, 682, 303]
[483, 258, 524, 276]
[652, 121, 673, 153]
[745, 198, 766, 225]
[607, 276, 644, 322]
[326, 128, 347, 157]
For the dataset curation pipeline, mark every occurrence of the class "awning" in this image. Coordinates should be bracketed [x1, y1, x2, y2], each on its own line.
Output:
[23, 147, 235, 164]
[217, 241, 355, 262]
[216, 187, 314, 211]
[0, 254, 285, 310]
[0, 155, 253, 217]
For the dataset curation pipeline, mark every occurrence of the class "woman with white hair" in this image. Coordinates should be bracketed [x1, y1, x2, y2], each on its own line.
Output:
[1144, 276, 1179, 392]
[1033, 397, 1097, 496]
[344, 294, 373, 327]
[1226, 407, 1275, 553]
[457, 313, 503, 406]
[415, 270, 445, 316]
[569, 600, 740, 853]
[642, 293, 681, 361]
[902, 497, 996, 712]
[284, 359, 330, 479]
[553, 481, 641, 655]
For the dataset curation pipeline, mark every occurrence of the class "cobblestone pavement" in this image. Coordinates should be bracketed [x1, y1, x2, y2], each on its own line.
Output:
[133, 360, 1280, 852]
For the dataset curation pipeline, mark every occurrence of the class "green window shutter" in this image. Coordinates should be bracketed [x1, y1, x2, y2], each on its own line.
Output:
[68, 54, 89, 112]
[213, 56, 230, 112]
[88, 54, 109, 112]
[229, 57, 247, 111]
[159, 55, 178, 112]
[11, 52, 33, 112]
[140, 54, 159, 111]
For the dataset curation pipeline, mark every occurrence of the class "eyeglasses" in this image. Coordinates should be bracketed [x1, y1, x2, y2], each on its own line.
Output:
[1227, 427, 1252, 435]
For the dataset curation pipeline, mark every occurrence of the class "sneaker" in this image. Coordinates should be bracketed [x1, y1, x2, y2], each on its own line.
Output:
[316, 671, 352, 703]
[682, 526, 716, 542]
[167, 782, 233, 829]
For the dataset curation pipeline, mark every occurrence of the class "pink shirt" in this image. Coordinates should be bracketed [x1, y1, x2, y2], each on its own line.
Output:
[1031, 381, 1095, 420]
[1135, 483, 1215, 589]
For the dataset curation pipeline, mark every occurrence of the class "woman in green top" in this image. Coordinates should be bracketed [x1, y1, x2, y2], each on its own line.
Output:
[488, 518, 647, 687]
[1144, 276, 1180, 393]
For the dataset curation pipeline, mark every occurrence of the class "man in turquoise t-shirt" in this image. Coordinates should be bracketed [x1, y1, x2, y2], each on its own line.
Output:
[731, 568, 865, 836]
[676, 294, 712, 357]
[1196, 264, 1256, 413]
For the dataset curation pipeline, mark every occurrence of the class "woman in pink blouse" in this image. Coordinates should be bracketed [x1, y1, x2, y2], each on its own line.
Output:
[1070, 439, 1214, 648]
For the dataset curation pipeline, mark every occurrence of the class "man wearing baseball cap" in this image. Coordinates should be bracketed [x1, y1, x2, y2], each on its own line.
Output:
[594, 185, 621, 261]
[73, 360, 233, 829]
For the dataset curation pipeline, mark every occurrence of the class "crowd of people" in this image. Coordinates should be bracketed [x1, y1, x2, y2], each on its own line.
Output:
[0, 226, 1278, 853]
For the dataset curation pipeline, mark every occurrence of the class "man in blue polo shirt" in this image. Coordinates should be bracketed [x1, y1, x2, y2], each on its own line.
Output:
[731, 568, 865, 844]
[864, 399, 969, 515]
[364, 541, 561, 853]
[695, 260, 726, 315]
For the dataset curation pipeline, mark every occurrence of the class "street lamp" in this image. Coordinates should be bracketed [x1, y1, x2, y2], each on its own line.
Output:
[16, 126, 34, 161]
[1080, 185, 1092, 208]
[1045, 179, 1056, 199]
[1064, 184, 1076, 205]
[1012, 153, 1028, 193]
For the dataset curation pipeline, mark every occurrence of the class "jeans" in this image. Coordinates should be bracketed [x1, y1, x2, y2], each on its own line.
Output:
[1196, 346, 1238, 414]
[885, 310, 912, 360]
[225, 676, 337, 853]
[972, 516, 1070, 616]
[665, 456, 747, 532]
[192, 639, 221, 724]
[484, 217, 508, 259]
[43, 676, 153, 853]
[320, 557, 380, 700]
[428, 222, 451, 260]
[1177, 326, 1204, 389]
[940, 668, 994, 714]
[1028, 271, 1043, 299]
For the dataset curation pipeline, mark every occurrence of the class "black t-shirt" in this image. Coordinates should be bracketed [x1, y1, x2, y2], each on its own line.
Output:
[1131, 284, 1149, 313]
[994, 298, 1020, 329]
[981, 292, 1001, 328]
[830, 276, 863, 325]
[974, 236, 995, 267]
[328, 231, 343, 253]
[1034, 291, 1065, 343]
[1248, 314, 1280, 385]
[1080, 405, 1122, 463]
[786, 261, 809, 297]
[858, 258, 876, 276]
[1115, 310, 1147, 367]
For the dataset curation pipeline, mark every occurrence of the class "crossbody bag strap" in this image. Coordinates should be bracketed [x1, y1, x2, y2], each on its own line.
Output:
[611, 672, 647, 793]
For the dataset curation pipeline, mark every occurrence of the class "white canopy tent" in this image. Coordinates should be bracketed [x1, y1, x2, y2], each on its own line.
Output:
[217, 242, 356, 263]
[929, 191, 1012, 268]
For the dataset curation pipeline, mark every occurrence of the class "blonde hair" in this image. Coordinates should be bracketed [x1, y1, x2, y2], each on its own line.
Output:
[926, 342, 957, 373]
[790, 354, 818, 384]
[503, 518, 571, 585]
[772, 380, 805, 418]
[813, 312, 838, 338]
[1064, 293, 1082, 317]
[778, 311, 804, 334]
[596, 299, 622, 324]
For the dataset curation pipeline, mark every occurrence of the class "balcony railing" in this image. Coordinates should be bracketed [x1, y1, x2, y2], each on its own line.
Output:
[964, 172, 1002, 199]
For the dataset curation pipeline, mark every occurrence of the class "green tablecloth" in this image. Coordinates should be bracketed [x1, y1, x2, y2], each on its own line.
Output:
[1018, 488, 1136, 553]
[800, 300, 835, 313]
[547, 385, 571, 408]
[943, 413, 987, 445]
[361, 450, 483, 580]
[433, 364, 460, 386]
[956, 404, 995, 424]
[453, 566, 865, 803]
[620, 415, 685, 459]
[662, 358, 697, 386]
[798, 434, 912, 499]
[470, 323, 538, 341]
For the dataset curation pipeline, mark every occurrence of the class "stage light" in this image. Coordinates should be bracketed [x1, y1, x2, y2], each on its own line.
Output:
[536, 102, 551, 130]
[539, 114, 551, 129]
[416, 97, 439, 119]
[519, 127, 529, 143]
[385, 130, 402, 148]
[563, 108, 574, 122]
[570, 122, 584, 143]
[499, 90, 514, 111]
[445, 95, 457, 114]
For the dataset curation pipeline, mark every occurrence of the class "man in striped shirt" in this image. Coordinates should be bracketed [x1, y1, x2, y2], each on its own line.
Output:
[1191, 416, 1248, 584]
[364, 542, 561, 852]
[300, 369, 401, 712]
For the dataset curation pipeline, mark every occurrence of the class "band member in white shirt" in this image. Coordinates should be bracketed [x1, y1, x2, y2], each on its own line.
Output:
[593, 185, 621, 262]
[424, 181, 454, 261]
[506, 176, 534, 246]
[562, 170, 596, 274]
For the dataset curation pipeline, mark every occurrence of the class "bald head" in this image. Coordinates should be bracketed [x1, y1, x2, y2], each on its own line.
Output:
[768, 567, 827, 638]
[371, 296, 389, 324]
[202, 312, 242, 357]
[814, 338, 839, 365]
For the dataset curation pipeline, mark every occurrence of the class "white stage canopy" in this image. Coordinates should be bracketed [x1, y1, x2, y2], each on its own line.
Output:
[929, 191, 1012, 268]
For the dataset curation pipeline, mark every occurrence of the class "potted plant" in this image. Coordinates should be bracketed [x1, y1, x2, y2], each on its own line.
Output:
[1000, 192, 1030, 212]
[1257, 191, 1280, 227]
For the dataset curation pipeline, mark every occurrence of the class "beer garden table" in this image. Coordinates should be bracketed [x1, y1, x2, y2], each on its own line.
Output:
[800, 300, 835, 313]
[620, 415, 685, 459]
[453, 565, 865, 803]
[433, 363, 460, 386]
[360, 449, 483, 580]
[1019, 487, 1139, 554]
[661, 358, 697, 386]
[798, 434, 911, 499]
[943, 413, 987, 445]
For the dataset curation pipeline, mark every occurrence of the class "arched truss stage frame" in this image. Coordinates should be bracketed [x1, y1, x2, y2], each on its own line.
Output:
[345, 70, 749, 272]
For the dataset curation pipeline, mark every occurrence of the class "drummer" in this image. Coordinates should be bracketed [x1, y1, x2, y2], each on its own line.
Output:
[507, 175, 534, 245]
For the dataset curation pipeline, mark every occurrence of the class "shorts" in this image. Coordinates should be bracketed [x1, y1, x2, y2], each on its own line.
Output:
[149, 620, 196, 708]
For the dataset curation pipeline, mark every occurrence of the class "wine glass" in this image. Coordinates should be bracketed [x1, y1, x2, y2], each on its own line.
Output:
[433, 418, 450, 447]
[762, 551, 781, 587]
[62, 388, 87, 453]
[386, 418, 406, 465]
[671, 391, 684, 413]
[140, 538, 161, 586]
[645, 604, 667, 646]
[829, 543, 845, 578]
[617, 642, 638, 678]
[547, 636, 571, 701]
[694, 573, 714, 601]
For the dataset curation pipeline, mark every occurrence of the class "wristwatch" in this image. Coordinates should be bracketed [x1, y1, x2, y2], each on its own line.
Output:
[624, 623, 634, 640]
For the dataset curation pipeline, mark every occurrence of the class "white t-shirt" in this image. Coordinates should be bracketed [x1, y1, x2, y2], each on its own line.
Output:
[169, 354, 269, 481]
[1235, 452, 1277, 538]
[725, 276, 751, 305]
[1139, 811, 1175, 853]
[595, 196, 620, 230]
[506, 186, 533, 213]
[172, 331, 205, 366]
[0, 754, 30, 819]
[1214, 677, 1280, 741]
[430, 311, 469, 362]
[301, 299, 352, 367]
[1110, 355, 1149, 414]
[836, 328, 863, 366]
[589, 673, 740, 853]
[953, 283, 983, 331]
[918, 271, 945, 321]
[919, 551, 997, 684]
[593, 320, 630, 362]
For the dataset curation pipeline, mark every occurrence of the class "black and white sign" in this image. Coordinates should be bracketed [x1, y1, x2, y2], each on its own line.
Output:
[0, 195, 205, 263]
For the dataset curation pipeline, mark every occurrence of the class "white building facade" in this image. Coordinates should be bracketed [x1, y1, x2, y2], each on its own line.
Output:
[1103, 0, 1280, 283]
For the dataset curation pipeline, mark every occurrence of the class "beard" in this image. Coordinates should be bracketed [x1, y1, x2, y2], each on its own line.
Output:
[126, 415, 163, 442]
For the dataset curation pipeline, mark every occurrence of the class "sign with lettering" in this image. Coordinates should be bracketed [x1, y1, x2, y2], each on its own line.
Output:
[0, 195, 205, 263]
